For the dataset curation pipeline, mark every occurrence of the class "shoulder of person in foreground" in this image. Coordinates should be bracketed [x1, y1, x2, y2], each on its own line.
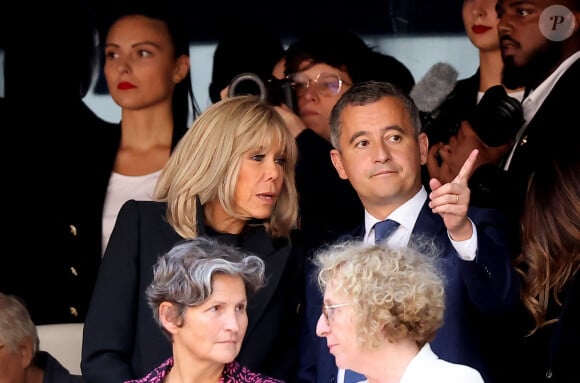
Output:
[39, 351, 85, 383]
[437, 361, 484, 383]
[413, 345, 484, 383]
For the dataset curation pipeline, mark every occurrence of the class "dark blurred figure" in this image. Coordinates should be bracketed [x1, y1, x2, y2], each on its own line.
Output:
[420, 0, 525, 210]
[0, 0, 118, 325]
[209, 20, 286, 104]
[421, 0, 524, 147]
[425, 85, 524, 209]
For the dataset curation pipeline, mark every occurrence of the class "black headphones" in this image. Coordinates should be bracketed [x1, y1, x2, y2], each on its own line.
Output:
[469, 85, 524, 147]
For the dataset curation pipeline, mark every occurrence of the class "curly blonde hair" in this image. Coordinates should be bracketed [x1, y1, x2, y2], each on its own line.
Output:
[154, 96, 298, 239]
[315, 240, 445, 348]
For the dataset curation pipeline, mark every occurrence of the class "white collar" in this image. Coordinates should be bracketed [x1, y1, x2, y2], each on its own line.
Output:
[523, 51, 580, 117]
[364, 187, 427, 243]
[504, 51, 580, 170]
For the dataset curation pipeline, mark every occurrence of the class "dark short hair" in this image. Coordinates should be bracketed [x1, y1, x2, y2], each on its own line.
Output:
[329, 80, 422, 149]
[284, 27, 415, 93]
[209, 23, 284, 103]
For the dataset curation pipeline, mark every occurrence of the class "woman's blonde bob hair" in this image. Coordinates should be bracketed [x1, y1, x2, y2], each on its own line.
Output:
[154, 95, 298, 238]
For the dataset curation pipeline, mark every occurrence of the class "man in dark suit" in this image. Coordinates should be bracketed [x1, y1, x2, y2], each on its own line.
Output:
[490, 2, 580, 381]
[296, 81, 519, 383]
[497, 0, 579, 227]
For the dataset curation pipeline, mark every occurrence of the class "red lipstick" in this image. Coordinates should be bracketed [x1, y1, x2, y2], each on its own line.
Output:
[118, 81, 136, 90]
[472, 25, 492, 34]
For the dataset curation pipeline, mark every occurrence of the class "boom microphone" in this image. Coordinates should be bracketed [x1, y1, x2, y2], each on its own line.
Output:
[410, 62, 459, 113]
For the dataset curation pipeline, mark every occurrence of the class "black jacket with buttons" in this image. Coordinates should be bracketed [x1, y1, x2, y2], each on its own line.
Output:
[0, 101, 187, 325]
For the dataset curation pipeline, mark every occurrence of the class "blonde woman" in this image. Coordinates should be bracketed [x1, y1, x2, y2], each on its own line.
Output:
[82, 96, 304, 383]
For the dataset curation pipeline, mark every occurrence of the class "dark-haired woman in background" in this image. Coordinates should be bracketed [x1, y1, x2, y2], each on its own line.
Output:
[98, 3, 199, 256]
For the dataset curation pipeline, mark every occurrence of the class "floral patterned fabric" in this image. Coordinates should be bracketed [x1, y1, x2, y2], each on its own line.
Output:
[124, 358, 284, 383]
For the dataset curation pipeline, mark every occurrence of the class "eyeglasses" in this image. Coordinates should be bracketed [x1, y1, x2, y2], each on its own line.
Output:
[322, 303, 350, 322]
[287, 72, 349, 97]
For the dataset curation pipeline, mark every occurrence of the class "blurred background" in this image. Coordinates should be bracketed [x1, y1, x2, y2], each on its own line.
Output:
[0, 0, 477, 120]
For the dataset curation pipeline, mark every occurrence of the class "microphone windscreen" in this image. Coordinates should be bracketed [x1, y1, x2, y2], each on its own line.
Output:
[410, 62, 459, 113]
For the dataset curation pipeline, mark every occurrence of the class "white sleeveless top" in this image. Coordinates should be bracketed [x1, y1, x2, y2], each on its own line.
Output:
[101, 170, 161, 256]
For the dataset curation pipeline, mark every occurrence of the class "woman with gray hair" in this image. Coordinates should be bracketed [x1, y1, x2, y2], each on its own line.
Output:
[124, 237, 281, 383]
[314, 241, 484, 383]
[0, 293, 82, 383]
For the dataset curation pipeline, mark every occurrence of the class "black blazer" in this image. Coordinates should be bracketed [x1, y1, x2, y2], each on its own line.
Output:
[2, 101, 116, 325]
[295, 129, 363, 255]
[296, 200, 519, 383]
[37, 351, 84, 383]
[503, 59, 580, 225]
[470, 59, 580, 264]
[81, 199, 305, 383]
[547, 273, 580, 383]
[509, 273, 580, 383]
[1, 101, 188, 325]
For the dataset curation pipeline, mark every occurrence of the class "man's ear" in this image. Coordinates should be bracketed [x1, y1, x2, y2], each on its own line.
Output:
[418, 132, 429, 165]
[330, 149, 348, 180]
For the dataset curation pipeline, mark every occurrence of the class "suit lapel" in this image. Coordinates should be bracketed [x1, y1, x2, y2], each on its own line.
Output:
[195, 198, 292, 339]
[410, 201, 450, 257]
[511, 59, 580, 171]
[412, 201, 445, 238]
